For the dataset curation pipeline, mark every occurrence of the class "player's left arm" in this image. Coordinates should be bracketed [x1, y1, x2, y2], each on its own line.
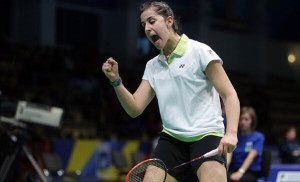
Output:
[205, 60, 240, 155]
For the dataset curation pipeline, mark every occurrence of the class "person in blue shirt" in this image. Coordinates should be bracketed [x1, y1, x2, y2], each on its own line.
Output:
[227, 106, 265, 182]
[280, 125, 300, 163]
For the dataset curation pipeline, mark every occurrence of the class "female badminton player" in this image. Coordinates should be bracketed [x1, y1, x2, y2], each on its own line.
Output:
[102, 1, 240, 181]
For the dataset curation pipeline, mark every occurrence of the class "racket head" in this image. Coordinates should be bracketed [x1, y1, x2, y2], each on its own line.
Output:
[125, 158, 167, 182]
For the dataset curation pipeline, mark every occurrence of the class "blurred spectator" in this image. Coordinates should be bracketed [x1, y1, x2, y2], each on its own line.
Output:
[279, 125, 300, 163]
[227, 106, 265, 182]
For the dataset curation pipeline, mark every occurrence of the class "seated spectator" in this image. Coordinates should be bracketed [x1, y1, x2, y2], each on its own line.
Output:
[227, 106, 265, 182]
[280, 125, 300, 163]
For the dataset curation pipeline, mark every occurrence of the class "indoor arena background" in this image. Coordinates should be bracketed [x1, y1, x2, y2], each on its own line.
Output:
[0, 0, 300, 181]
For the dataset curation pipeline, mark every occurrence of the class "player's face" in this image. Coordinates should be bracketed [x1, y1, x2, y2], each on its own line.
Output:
[239, 112, 252, 133]
[140, 7, 170, 50]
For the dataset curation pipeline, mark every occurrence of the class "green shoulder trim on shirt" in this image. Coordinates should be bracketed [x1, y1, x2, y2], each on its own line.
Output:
[162, 128, 224, 142]
[160, 34, 188, 65]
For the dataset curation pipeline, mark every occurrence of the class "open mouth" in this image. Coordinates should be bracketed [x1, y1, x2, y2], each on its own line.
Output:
[151, 35, 160, 44]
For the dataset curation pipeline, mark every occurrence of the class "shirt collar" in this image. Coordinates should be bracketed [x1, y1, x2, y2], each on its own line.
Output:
[158, 34, 188, 65]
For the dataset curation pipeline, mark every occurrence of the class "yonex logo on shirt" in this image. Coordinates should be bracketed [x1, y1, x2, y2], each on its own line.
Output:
[179, 64, 185, 68]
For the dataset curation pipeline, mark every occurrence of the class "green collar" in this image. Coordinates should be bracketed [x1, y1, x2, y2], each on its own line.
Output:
[160, 34, 188, 65]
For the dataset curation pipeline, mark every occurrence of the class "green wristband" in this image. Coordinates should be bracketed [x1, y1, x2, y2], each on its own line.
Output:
[110, 77, 122, 87]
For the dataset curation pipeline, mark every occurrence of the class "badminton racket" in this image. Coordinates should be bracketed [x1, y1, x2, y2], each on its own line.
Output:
[125, 148, 219, 182]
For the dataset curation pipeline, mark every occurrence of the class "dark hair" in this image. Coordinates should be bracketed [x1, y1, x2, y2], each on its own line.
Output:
[240, 106, 257, 130]
[140, 1, 180, 33]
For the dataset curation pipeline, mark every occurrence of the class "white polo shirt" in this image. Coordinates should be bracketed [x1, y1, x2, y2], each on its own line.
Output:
[143, 34, 225, 142]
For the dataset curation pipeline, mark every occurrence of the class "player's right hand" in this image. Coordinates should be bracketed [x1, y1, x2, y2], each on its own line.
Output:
[102, 57, 120, 82]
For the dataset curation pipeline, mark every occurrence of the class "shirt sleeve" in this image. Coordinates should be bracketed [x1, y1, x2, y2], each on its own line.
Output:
[142, 61, 155, 89]
[198, 43, 223, 72]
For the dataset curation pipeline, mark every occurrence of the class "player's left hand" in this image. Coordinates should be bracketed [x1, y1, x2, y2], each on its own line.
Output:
[218, 133, 237, 156]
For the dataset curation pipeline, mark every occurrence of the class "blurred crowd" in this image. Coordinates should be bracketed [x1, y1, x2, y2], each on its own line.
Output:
[0, 37, 161, 142]
[0, 35, 299, 146]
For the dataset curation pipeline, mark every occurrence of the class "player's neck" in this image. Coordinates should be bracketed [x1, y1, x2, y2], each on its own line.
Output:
[163, 33, 180, 57]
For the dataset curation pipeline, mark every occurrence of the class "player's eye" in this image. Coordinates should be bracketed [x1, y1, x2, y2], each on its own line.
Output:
[149, 20, 155, 24]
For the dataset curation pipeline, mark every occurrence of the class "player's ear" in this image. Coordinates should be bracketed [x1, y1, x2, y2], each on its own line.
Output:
[166, 16, 174, 28]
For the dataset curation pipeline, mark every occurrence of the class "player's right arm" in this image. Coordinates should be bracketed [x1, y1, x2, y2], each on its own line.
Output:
[102, 57, 155, 118]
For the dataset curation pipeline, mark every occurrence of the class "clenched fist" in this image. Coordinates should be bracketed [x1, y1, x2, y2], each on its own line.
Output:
[102, 57, 120, 82]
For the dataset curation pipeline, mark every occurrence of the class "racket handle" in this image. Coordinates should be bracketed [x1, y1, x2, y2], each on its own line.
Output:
[203, 148, 218, 158]
[171, 148, 219, 171]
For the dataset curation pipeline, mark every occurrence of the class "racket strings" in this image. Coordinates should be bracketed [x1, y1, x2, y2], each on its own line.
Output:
[127, 159, 166, 182]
